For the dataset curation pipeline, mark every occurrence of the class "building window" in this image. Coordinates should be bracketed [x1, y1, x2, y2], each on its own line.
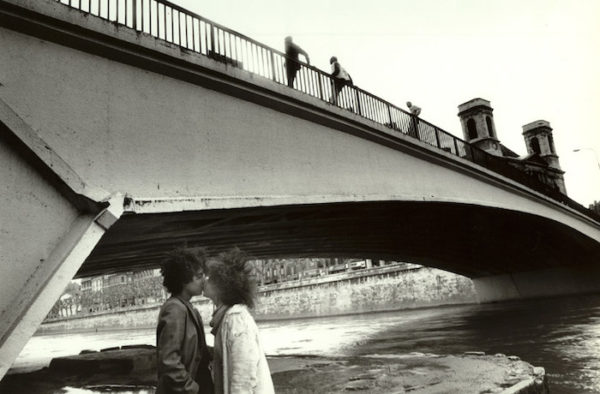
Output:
[467, 118, 478, 140]
[548, 134, 556, 154]
[486, 116, 494, 138]
[529, 137, 541, 154]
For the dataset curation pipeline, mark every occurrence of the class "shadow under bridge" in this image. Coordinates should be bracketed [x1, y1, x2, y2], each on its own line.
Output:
[80, 200, 600, 280]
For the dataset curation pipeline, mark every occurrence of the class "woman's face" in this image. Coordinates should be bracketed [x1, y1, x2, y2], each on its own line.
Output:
[202, 274, 219, 303]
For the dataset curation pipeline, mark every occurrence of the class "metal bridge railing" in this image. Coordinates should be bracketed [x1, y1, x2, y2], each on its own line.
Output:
[55, 0, 598, 220]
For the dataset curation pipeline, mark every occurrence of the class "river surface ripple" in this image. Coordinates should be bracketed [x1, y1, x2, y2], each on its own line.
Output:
[13, 293, 600, 394]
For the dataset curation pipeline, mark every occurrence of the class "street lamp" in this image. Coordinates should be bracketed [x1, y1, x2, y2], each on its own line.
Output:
[573, 148, 600, 171]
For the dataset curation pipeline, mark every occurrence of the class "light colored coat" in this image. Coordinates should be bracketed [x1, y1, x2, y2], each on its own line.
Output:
[213, 304, 275, 394]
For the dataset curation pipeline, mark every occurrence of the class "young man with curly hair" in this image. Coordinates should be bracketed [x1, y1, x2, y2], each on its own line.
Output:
[156, 248, 214, 394]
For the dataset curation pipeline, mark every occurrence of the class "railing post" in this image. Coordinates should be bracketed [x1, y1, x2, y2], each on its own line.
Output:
[270, 51, 277, 82]
[317, 74, 324, 101]
[210, 24, 216, 55]
[387, 104, 393, 128]
[453, 137, 459, 156]
[354, 89, 362, 115]
[434, 126, 441, 148]
[171, 9, 174, 43]
[132, 0, 137, 30]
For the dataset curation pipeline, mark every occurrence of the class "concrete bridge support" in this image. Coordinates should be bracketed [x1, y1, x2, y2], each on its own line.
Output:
[0, 100, 121, 379]
[474, 264, 600, 303]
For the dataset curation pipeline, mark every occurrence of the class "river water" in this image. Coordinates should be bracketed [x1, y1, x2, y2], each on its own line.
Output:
[12, 293, 600, 394]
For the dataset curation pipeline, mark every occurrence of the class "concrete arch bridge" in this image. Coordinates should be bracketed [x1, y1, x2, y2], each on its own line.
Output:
[1, 0, 599, 378]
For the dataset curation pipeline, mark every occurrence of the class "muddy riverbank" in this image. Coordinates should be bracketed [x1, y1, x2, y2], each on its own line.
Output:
[1, 347, 548, 393]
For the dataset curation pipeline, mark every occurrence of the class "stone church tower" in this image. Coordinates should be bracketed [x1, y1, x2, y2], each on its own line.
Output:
[522, 120, 560, 168]
[457, 98, 567, 195]
[457, 98, 502, 156]
[522, 120, 566, 194]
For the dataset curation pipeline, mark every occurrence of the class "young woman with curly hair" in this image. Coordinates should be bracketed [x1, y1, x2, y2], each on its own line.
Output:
[156, 248, 214, 394]
[203, 248, 274, 394]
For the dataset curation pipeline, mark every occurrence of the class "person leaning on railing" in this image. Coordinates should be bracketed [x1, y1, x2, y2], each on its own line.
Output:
[407, 101, 421, 138]
[330, 56, 353, 103]
[284, 36, 310, 88]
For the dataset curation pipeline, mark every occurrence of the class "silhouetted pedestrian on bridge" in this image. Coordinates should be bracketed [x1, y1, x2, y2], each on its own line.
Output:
[284, 36, 310, 88]
[407, 101, 421, 138]
[330, 56, 353, 104]
[156, 248, 214, 394]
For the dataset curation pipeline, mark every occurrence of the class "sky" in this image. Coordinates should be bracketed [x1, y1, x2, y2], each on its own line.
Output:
[173, 0, 600, 207]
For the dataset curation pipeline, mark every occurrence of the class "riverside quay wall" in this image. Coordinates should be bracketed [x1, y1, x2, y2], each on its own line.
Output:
[38, 266, 476, 333]
[257, 265, 476, 319]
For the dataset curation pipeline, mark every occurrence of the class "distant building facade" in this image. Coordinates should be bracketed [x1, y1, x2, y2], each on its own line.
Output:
[255, 258, 401, 285]
[46, 260, 407, 320]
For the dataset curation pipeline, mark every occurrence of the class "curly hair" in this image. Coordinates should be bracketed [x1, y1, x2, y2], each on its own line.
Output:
[160, 247, 207, 295]
[206, 248, 257, 308]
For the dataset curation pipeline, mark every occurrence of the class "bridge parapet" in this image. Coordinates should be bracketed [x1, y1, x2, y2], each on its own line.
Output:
[37, 0, 596, 221]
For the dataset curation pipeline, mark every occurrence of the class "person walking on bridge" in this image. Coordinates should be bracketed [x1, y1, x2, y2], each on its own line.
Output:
[330, 56, 353, 104]
[156, 248, 214, 394]
[284, 36, 310, 88]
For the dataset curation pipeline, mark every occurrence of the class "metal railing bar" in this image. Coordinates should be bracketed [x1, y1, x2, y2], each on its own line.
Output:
[170, 7, 173, 43]
[191, 17, 196, 52]
[176, 10, 180, 45]
[163, 3, 167, 40]
[157, 1, 161, 36]
[185, 14, 189, 49]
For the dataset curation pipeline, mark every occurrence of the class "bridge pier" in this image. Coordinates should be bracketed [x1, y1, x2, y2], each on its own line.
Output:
[0, 214, 108, 379]
[0, 99, 121, 379]
[473, 264, 600, 303]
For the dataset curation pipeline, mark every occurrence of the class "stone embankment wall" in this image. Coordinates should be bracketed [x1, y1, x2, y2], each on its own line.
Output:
[257, 265, 476, 320]
[38, 266, 476, 334]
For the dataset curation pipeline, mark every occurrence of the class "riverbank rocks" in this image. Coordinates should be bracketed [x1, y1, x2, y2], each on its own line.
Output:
[0, 348, 549, 394]
[270, 353, 550, 394]
[464, 351, 486, 356]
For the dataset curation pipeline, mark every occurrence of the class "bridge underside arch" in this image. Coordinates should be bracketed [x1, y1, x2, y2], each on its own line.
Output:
[81, 201, 600, 279]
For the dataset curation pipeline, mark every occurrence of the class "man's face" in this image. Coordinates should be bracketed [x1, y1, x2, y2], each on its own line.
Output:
[186, 268, 205, 296]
